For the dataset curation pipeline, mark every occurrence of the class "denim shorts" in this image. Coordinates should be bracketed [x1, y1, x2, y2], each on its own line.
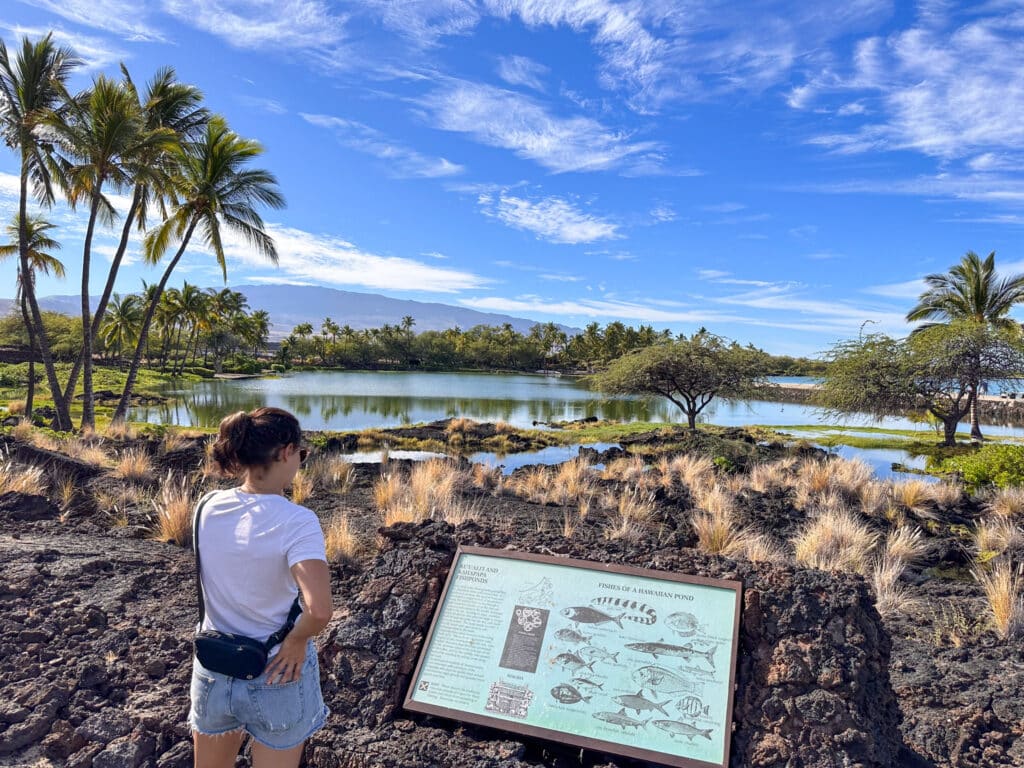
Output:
[188, 640, 329, 750]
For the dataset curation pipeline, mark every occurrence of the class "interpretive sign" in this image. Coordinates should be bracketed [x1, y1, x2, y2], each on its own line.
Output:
[405, 546, 742, 768]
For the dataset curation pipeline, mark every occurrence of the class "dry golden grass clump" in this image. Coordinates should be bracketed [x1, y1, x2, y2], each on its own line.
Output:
[747, 459, 796, 493]
[974, 517, 1023, 560]
[512, 466, 553, 504]
[289, 470, 315, 505]
[10, 420, 34, 442]
[973, 560, 1023, 640]
[670, 454, 715, 491]
[930, 481, 963, 508]
[601, 455, 646, 484]
[111, 447, 153, 482]
[469, 462, 502, 493]
[0, 461, 47, 496]
[549, 459, 594, 506]
[884, 525, 927, 565]
[986, 487, 1024, 518]
[445, 417, 477, 436]
[103, 421, 137, 441]
[324, 512, 360, 562]
[871, 553, 917, 617]
[793, 457, 873, 509]
[304, 455, 355, 494]
[152, 472, 194, 546]
[6, 399, 25, 415]
[602, 485, 657, 542]
[732, 532, 789, 563]
[891, 479, 936, 517]
[374, 459, 472, 527]
[857, 481, 889, 518]
[691, 507, 738, 555]
[792, 509, 880, 575]
[65, 439, 111, 467]
[161, 430, 188, 453]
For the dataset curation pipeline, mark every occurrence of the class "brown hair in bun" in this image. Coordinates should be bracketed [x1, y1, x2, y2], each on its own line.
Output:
[210, 407, 302, 476]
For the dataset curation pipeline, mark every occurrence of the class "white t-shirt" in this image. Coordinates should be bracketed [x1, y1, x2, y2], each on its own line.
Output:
[194, 488, 327, 655]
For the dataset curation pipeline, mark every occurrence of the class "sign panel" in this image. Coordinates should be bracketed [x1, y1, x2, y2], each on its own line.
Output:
[405, 546, 742, 768]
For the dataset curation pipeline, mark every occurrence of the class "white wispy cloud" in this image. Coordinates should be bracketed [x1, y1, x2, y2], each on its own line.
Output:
[496, 54, 548, 91]
[797, 6, 1024, 161]
[0, 23, 127, 70]
[238, 96, 287, 115]
[217, 224, 489, 292]
[477, 192, 621, 244]
[862, 278, 925, 299]
[301, 113, 464, 178]
[649, 204, 676, 222]
[420, 79, 663, 173]
[16, 0, 165, 42]
[163, 0, 347, 51]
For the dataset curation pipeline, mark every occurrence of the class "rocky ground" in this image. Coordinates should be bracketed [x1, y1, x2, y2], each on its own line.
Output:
[0, 424, 1022, 767]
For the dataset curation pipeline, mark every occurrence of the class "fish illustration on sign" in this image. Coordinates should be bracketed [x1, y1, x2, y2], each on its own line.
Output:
[592, 709, 649, 731]
[590, 596, 657, 625]
[676, 695, 711, 718]
[665, 611, 701, 638]
[550, 684, 590, 705]
[572, 676, 604, 692]
[652, 719, 714, 741]
[554, 628, 592, 645]
[579, 645, 619, 665]
[561, 606, 624, 629]
[612, 690, 670, 716]
[633, 665, 699, 696]
[624, 640, 718, 669]
[551, 652, 595, 673]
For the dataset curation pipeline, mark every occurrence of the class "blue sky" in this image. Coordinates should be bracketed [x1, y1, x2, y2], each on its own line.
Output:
[2, 1, 1024, 356]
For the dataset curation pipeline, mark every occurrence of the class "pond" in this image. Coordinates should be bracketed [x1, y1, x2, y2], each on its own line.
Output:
[139, 370, 1024, 438]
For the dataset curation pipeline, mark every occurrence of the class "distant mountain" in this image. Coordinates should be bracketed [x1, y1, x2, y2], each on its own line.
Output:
[0, 285, 578, 340]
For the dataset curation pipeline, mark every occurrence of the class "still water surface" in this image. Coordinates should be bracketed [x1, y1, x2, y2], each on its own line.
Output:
[140, 370, 1024, 438]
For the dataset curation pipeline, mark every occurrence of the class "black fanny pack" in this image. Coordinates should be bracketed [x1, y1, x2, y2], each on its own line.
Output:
[192, 494, 302, 680]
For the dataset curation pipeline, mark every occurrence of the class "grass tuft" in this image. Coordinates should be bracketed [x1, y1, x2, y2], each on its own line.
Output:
[986, 487, 1024, 518]
[0, 461, 47, 496]
[792, 509, 879, 575]
[973, 560, 1023, 640]
[324, 513, 360, 562]
[152, 471, 194, 546]
[111, 447, 152, 482]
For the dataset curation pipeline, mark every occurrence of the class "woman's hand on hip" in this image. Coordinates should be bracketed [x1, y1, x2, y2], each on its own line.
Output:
[263, 635, 306, 685]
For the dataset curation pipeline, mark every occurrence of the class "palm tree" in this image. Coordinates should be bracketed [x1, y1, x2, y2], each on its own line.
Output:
[60, 66, 207, 408]
[0, 214, 63, 418]
[112, 116, 284, 422]
[0, 34, 81, 430]
[907, 251, 1024, 440]
[49, 74, 178, 428]
[100, 293, 142, 362]
[250, 309, 271, 358]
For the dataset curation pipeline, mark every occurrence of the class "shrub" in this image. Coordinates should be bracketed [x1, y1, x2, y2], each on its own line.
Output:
[943, 444, 1024, 489]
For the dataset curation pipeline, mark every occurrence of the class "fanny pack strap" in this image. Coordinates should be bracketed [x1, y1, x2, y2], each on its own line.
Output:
[193, 492, 302, 651]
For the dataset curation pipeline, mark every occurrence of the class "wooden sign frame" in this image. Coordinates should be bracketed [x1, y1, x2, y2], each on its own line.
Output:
[404, 546, 742, 768]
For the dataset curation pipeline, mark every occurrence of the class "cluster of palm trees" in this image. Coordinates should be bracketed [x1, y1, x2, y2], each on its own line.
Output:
[102, 285, 270, 374]
[0, 32, 283, 430]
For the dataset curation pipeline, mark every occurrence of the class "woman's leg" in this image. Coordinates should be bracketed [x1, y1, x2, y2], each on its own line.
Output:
[251, 740, 304, 768]
[193, 730, 246, 768]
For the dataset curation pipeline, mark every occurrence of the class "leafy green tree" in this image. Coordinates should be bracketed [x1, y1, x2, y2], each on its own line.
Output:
[589, 331, 772, 429]
[907, 251, 1024, 440]
[0, 214, 63, 416]
[113, 117, 284, 422]
[0, 33, 80, 430]
[817, 324, 1024, 446]
[100, 293, 142, 361]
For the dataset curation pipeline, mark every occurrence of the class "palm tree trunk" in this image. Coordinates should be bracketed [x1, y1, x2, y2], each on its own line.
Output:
[62, 186, 142, 406]
[18, 168, 70, 430]
[20, 291, 35, 419]
[969, 384, 984, 441]
[112, 219, 198, 424]
[80, 191, 103, 430]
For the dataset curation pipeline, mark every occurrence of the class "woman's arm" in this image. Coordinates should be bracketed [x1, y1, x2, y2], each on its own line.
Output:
[263, 559, 332, 684]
